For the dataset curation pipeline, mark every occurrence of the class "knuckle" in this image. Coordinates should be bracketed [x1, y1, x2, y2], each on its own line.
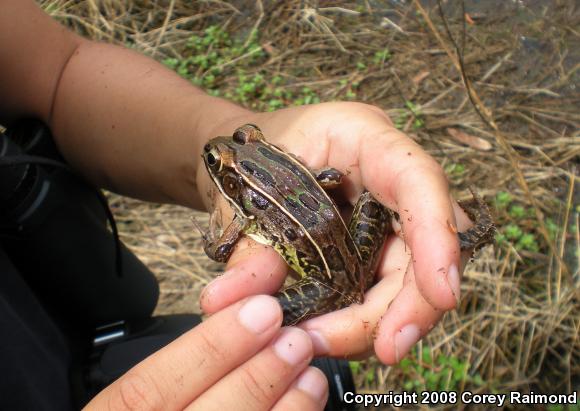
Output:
[239, 365, 275, 406]
[109, 372, 164, 411]
[196, 328, 227, 364]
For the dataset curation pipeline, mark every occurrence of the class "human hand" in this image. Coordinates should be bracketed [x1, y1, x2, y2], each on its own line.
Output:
[84, 296, 328, 410]
[197, 102, 474, 364]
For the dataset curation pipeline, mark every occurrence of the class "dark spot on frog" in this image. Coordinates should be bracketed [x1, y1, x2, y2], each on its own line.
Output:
[257, 146, 331, 205]
[296, 249, 308, 262]
[240, 160, 276, 186]
[249, 189, 269, 210]
[284, 228, 297, 241]
[301, 283, 321, 299]
[361, 202, 381, 219]
[284, 288, 299, 299]
[299, 192, 320, 211]
[284, 197, 318, 228]
[356, 222, 371, 233]
[356, 236, 373, 248]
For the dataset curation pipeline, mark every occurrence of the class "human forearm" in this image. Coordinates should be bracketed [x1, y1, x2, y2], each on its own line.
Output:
[0, 0, 253, 209]
[50, 41, 252, 208]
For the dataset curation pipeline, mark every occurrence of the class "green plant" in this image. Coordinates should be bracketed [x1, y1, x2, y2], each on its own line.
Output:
[398, 347, 485, 393]
[394, 101, 425, 130]
[373, 49, 391, 64]
[406, 101, 424, 129]
[162, 24, 264, 98]
[508, 204, 526, 219]
[445, 163, 466, 178]
[495, 191, 513, 209]
[349, 360, 378, 387]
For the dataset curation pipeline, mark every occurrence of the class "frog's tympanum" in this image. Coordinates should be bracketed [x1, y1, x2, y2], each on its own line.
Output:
[199, 124, 494, 325]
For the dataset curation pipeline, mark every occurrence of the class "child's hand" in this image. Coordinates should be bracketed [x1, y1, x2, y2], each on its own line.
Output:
[85, 296, 327, 411]
[197, 102, 475, 364]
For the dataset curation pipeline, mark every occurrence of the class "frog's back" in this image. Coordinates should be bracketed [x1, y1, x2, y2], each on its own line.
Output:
[232, 138, 360, 283]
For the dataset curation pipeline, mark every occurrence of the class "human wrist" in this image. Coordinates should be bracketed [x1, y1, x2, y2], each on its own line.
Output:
[190, 94, 255, 164]
[180, 93, 256, 209]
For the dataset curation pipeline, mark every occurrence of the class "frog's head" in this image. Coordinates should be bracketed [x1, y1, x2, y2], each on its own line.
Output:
[202, 124, 267, 217]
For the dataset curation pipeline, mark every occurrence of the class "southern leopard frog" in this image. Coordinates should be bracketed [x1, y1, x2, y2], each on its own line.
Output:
[199, 124, 494, 325]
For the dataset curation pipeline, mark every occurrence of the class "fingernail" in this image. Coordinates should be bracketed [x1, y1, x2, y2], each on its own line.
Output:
[394, 324, 421, 362]
[274, 328, 312, 365]
[238, 295, 281, 334]
[447, 263, 461, 304]
[306, 330, 330, 356]
[296, 367, 328, 403]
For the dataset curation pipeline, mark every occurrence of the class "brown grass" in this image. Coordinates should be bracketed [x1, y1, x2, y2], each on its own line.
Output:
[41, 0, 579, 407]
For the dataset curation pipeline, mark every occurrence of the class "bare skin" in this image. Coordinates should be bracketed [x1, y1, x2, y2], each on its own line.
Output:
[1, 0, 474, 407]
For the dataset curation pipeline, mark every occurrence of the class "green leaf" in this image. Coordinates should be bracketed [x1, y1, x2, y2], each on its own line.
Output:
[504, 224, 523, 240]
[517, 233, 539, 252]
[495, 191, 512, 208]
[509, 205, 526, 219]
[162, 58, 179, 69]
[349, 361, 361, 374]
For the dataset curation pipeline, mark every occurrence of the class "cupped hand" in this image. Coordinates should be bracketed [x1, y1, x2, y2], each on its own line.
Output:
[84, 296, 327, 411]
[197, 102, 474, 365]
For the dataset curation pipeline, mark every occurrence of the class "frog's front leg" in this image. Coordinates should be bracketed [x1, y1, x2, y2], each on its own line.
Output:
[312, 167, 344, 189]
[194, 216, 248, 263]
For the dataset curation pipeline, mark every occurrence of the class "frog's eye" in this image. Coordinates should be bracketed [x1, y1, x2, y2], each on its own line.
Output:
[205, 148, 222, 172]
[222, 173, 241, 197]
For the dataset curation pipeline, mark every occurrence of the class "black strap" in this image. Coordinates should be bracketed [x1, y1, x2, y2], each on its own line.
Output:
[0, 154, 123, 277]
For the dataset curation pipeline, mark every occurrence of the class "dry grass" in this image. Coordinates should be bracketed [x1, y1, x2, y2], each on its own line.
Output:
[41, 0, 578, 407]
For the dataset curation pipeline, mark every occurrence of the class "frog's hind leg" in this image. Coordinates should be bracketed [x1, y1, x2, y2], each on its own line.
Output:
[348, 192, 392, 291]
[457, 188, 495, 251]
[276, 278, 359, 326]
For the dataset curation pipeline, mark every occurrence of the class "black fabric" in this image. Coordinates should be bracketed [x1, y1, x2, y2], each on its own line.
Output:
[0, 119, 162, 409]
[0, 246, 73, 410]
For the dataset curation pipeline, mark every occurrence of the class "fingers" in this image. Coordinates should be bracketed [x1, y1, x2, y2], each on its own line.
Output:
[373, 260, 443, 365]
[85, 295, 283, 410]
[359, 130, 460, 311]
[271, 367, 329, 411]
[298, 235, 413, 359]
[300, 198, 476, 363]
[201, 238, 287, 314]
[187, 328, 316, 411]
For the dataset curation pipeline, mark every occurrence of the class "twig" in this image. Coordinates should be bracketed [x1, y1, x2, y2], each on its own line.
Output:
[415, 0, 569, 275]
[151, 0, 175, 58]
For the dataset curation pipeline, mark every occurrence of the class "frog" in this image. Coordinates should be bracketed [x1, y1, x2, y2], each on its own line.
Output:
[197, 124, 495, 326]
